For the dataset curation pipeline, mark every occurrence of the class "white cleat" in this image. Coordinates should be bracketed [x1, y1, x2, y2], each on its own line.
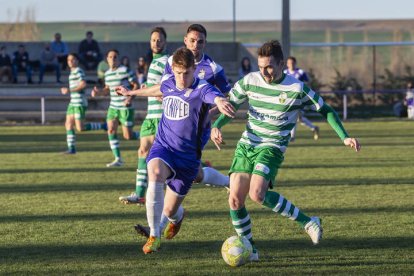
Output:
[249, 250, 259, 262]
[106, 158, 124, 167]
[118, 192, 145, 205]
[304, 216, 323, 245]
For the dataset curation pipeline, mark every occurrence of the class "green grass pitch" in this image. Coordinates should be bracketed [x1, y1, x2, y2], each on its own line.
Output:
[0, 120, 413, 274]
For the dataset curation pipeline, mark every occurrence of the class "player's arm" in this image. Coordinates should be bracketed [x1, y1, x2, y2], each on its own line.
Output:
[115, 84, 162, 97]
[91, 84, 109, 97]
[201, 86, 235, 119]
[69, 80, 87, 93]
[318, 103, 361, 152]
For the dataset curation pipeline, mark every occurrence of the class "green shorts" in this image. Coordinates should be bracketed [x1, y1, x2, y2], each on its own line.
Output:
[229, 142, 284, 187]
[106, 107, 135, 127]
[67, 105, 87, 120]
[140, 118, 161, 138]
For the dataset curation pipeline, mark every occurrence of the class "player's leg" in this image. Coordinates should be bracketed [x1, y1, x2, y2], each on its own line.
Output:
[299, 111, 319, 140]
[143, 158, 171, 254]
[120, 108, 139, 140]
[162, 185, 186, 240]
[194, 163, 229, 188]
[106, 109, 123, 167]
[64, 112, 76, 154]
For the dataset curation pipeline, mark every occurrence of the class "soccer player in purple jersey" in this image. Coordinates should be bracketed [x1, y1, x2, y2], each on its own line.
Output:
[284, 56, 320, 141]
[116, 47, 235, 254]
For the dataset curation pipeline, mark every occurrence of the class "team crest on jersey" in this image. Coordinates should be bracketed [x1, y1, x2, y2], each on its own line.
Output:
[255, 163, 270, 174]
[163, 96, 189, 120]
[198, 69, 206, 79]
[279, 92, 288, 104]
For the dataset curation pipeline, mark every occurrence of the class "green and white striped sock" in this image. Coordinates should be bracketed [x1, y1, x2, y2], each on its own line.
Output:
[230, 207, 256, 252]
[108, 134, 121, 159]
[66, 129, 76, 152]
[135, 158, 148, 197]
[262, 191, 311, 227]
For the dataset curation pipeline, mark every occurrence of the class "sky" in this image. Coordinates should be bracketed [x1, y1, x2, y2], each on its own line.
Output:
[0, 0, 413, 22]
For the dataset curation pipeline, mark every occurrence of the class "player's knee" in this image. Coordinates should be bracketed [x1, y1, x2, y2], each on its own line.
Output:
[229, 196, 244, 210]
[107, 128, 116, 135]
[123, 133, 132, 140]
[249, 190, 265, 204]
[138, 146, 149, 157]
[194, 168, 204, 183]
[163, 206, 175, 218]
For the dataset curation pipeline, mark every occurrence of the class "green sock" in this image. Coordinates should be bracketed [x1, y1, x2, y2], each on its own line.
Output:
[66, 129, 76, 152]
[135, 157, 148, 197]
[262, 191, 311, 227]
[230, 207, 256, 253]
[108, 134, 121, 158]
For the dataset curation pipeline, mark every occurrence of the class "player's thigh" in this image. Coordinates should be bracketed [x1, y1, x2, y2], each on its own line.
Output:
[74, 119, 84, 132]
[121, 125, 134, 139]
[107, 119, 119, 133]
[163, 187, 186, 217]
[65, 114, 75, 128]
[229, 172, 251, 209]
[147, 158, 172, 183]
[249, 174, 270, 203]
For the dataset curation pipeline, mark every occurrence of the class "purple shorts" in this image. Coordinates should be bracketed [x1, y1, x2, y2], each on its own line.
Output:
[147, 143, 200, 196]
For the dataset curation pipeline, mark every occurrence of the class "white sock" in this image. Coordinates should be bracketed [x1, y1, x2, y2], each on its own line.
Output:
[159, 213, 169, 232]
[168, 205, 184, 224]
[146, 181, 164, 237]
[200, 167, 229, 187]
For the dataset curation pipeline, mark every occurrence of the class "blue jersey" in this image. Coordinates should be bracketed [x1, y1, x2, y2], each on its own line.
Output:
[284, 68, 309, 82]
[154, 74, 224, 159]
[164, 53, 231, 94]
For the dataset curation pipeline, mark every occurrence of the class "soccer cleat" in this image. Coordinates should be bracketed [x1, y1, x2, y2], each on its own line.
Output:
[142, 236, 161, 254]
[313, 126, 320, 140]
[61, 149, 76, 155]
[134, 224, 150, 238]
[249, 249, 259, 262]
[164, 209, 185, 240]
[304, 216, 323, 245]
[106, 158, 124, 167]
[119, 192, 145, 205]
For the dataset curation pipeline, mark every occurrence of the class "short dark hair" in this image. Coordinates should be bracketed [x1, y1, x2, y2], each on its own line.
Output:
[186, 24, 207, 38]
[106, 49, 119, 57]
[68, 53, 79, 60]
[172, 47, 195, 69]
[257, 40, 284, 63]
[151, 26, 167, 39]
[86, 31, 93, 36]
[287, 56, 297, 63]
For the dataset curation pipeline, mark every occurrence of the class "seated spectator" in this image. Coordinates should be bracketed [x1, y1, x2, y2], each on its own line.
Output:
[51, 32, 69, 70]
[121, 56, 130, 71]
[96, 59, 109, 86]
[39, 42, 61, 84]
[78, 31, 102, 70]
[135, 56, 148, 85]
[238, 56, 252, 79]
[12, 44, 33, 84]
[0, 46, 12, 83]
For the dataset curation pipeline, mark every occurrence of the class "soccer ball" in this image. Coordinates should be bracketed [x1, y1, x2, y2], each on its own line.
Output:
[221, 235, 253, 267]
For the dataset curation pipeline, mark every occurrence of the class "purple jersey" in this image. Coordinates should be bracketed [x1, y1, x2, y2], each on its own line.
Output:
[284, 68, 309, 82]
[154, 74, 224, 159]
[164, 54, 231, 94]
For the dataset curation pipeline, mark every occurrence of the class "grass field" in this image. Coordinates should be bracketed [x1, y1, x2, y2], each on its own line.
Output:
[1, 120, 413, 274]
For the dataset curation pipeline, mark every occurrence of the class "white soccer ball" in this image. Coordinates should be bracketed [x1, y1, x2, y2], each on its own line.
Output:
[221, 235, 253, 267]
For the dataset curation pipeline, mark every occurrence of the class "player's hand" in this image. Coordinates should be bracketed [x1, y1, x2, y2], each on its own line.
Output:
[115, 85, 131, 96]
[140, 83, 147, 89]
[91, 86, 100, 97]
[123, 97, 133, 107]
[60, 87, 69, 95]
[155, 95, 163, 102]
[343, 137, 361, 152]
[211, 127, 225, 150]
[215, 97, 235, 118]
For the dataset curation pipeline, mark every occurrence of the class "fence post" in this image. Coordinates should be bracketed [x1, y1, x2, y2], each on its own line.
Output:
[343, 92, 348, 121]
[41, 97, 45, 125]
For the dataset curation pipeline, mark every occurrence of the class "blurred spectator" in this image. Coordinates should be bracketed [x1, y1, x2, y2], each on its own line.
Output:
[0, 46, 12, 83]
[12, 44, 33, 84]
[405, 80, 414, 119]
[51, 32, 69, 70]
[238, 56, 252, 79]
[284, 56, 309, 82]
[135, 56, 148, 85]
[121, 56, 130, 71]
[39, 42, 61, 84]
[96, 59, 109, 86]
[78, 31, 102, 70]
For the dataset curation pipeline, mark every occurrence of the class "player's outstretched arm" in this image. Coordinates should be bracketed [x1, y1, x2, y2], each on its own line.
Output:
[115, 84, 162, 97]
[343, 137, 361, 152]
[211, 127, 224, 150]
[214, 97, 235, 118]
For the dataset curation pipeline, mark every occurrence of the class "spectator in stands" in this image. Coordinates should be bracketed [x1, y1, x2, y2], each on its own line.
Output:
[135, 56, 148, 85]
[97, 59, 109, 86]
[405, 80, 414, 119]
[238, 56, 252, 79]
[0, 46, 12, 83]
[121, 56, 131, 71]
[51, 32, 69, 70]
[12, 44, 33, 84]
[78, 31, 102, 70]
[39, 42, 61, 84]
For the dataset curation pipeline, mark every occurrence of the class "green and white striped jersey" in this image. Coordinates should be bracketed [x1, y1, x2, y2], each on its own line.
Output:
[230, 72, 324, 152]
[145, 53, 168, 119]
[69, 67, 87, 107]
[105, 65, 137, 110]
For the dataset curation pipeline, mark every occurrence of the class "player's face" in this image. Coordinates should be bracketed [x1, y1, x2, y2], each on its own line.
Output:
[184, 31, 206, 60]
[172, 64, 195, 90]
[67, 55, 78, 69]
[258, 55, 284, 84]
[150, 32, 166, 54]
[287, 58, 295, 70]
[107, 51, 119, 68]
